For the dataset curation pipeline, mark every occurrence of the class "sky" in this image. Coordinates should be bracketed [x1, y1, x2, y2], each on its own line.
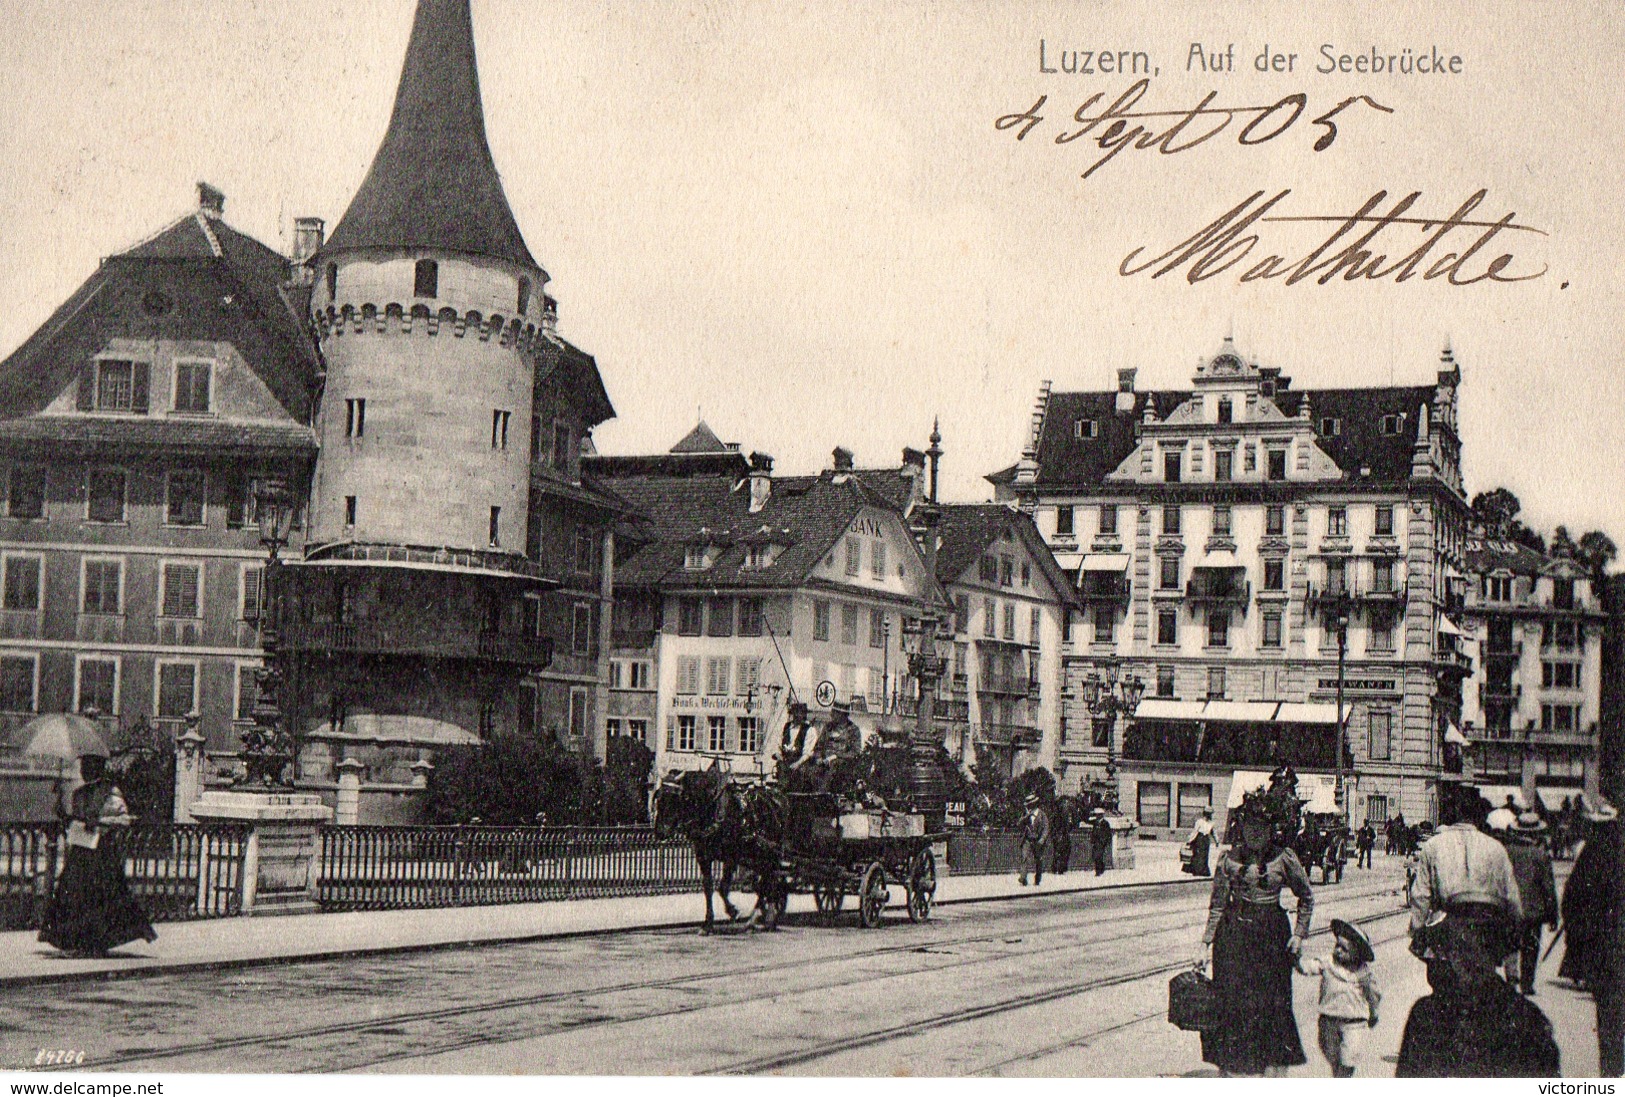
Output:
[1, 0, 1621, 543]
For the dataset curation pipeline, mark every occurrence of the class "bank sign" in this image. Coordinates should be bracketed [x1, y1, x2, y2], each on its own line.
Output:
[673, 696, 756, 713]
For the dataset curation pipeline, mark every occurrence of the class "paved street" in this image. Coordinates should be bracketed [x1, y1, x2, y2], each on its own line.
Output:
[4, 855, 1600, 1076]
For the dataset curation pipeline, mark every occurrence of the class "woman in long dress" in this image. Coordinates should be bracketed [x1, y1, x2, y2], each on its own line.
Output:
[1183, 808, 1214, 876]
[38, 753, 157, 956]
[1193, 793, 1314, 1075]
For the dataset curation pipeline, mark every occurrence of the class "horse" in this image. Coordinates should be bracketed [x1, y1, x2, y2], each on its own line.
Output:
[654, 768, 786, 931]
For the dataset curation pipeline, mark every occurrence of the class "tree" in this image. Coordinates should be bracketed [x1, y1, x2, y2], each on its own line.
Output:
[109, 715, 174, 823]
[603, 735, 654, 824]
[1471, 488, 1522, 535]
[423, 729, 608, 826]
[1577, 531, 1618, 580]
[1551, 525, 1578, 560]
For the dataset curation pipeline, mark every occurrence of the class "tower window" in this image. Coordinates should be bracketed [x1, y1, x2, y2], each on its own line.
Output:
[414, 259, 439, 299]
[489, 506, 501, 548]
[344, 496, 357, 527]
[1217, 398, 1232, 424]
[492, 409, 510, 450]
[325, 263, 337, 299]
[346, 398, 365, 439]
[517, 277, 532, 315]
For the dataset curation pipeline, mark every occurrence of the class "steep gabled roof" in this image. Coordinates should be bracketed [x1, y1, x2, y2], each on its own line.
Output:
[1467, 537, 1552, 577]
[935, 503, 1079, 606]
[0, 211, 318, 422]
[599, 467, 939, 601]
[670, 420, 730, 454]
[324, 0, 539, 271]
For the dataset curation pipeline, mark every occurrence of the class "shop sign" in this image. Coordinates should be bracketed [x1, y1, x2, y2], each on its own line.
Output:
[1317, 678, 1397, 693]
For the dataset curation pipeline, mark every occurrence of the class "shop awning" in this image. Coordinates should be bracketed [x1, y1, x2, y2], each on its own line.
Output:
[1202, 700, 1278, 723]
[1444, 724, 1470, 746]
[307, 714, 482, 746]
[1536, 787, 1583, 811]
[1476, 785, 1527, 811]
[1133, 699, 1208, 720]
[1226, 769, 1338, 813]
[1274, 702, 1345, 725]
[1080, 553, 1132, 572]
[1438, 616, 1463, 636]
[1053, 552, 1086, 573]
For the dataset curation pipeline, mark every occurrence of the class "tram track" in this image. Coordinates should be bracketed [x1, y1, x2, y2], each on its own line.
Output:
[29, 878, 1406, 1074]
[712, 903, 1415, 1076]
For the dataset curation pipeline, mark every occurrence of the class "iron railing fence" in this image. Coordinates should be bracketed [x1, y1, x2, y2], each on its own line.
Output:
[317, 825, 703, 911]
[0, 823, 248, 929]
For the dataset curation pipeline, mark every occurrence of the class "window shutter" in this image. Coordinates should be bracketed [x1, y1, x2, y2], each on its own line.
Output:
[131, 363, 150, 414]
[242, 566, 263, 621]
[77, 365, 95, 411]
[666, 715, 677, 751]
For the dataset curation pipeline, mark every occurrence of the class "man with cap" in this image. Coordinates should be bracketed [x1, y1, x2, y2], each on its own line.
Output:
[1409, 782, 1522, 967]
[1398, 910, 1560, 1076]
[1296, 919, 1381, 1077]
[1018, 792, 1050, 886]
[778, 701, 817, 772]
[1501, 810, 1558, 994]
[809, 700, 862, 800]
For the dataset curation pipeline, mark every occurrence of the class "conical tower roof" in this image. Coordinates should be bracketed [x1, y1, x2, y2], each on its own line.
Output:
[325, 0, 539, 271]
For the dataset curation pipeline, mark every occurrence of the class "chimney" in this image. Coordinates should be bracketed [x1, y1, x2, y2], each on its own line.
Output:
[831, 446, 854, 471]
[1117, 368, 1137, 393]
[748, 452, 773, 512]
[197, 182, 225, 219]
[290, 217, 325, 285]
[901, 447, 926, 475]
[1259, 366, 1281, 397]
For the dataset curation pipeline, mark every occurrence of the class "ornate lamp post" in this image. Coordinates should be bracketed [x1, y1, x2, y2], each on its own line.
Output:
[902, 505, 948, 829]
[1316, 588, 1356, 827]
[241, 480, 298, 787]
[1079, 661, 1145, 811]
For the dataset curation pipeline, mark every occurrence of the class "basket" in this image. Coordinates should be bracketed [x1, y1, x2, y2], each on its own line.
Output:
[1178, 844, 1194, 866]
[1168, 969, 1218, 1032]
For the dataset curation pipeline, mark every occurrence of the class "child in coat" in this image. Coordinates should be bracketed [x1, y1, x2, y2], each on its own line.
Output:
[1296, 918, 1382, 1077]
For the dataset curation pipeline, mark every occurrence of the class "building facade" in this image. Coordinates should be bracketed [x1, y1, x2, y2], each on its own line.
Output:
[591, 432, 949, 778]
[994, 340, 1473, 836]
[0, 187, 319, 818]
[933, 505, 1076, 782]
[0, 0, 624, 822]
[1460, 535, 1605, 806]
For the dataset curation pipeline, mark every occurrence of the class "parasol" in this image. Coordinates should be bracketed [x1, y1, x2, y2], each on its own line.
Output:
[20, 713, 110, 771]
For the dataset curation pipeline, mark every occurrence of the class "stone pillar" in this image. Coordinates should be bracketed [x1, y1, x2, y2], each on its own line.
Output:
[172, 719, 208, 823]
[410, 757, 435, 790]
[190, 790, 333, 916]
[335, 757, 365, 825]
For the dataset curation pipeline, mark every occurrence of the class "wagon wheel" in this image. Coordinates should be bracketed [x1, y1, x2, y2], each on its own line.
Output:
[857, 862, 889, 929]
[906, 847, 936, 923]
[814, 884, 845, 913]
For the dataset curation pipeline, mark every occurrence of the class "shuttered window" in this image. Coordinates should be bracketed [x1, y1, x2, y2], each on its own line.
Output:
[81, 560, 122, 615]
[240, 566, 264, 621]
[0, 656, 36, 714]
[161, 562, 202, 619]
[1, 556, 41, 611]
[166, 470, 206, 526]
[157, 662, 197, 719]
[87, 468, 126, 523]
[76, 658, 117, 715]
[173, 362, 211, 413]
[677, 656, 701, 695]
[6, 466, 45, 519]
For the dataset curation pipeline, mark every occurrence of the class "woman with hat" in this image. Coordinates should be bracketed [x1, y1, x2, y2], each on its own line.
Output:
[1183, 807, 1214, 877]
[38, 752, 156, 956]
[1192, 785, 1314, 1076]
[1502, 810, 1558, 994]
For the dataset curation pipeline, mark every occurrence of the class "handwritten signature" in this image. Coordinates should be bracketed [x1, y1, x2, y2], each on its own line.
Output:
[995, 79, 1394, 179]
[1119, 189, 1547, 286]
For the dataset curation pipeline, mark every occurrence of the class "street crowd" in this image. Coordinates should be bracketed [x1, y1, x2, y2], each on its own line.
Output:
[1158, 770, 1621, 1078]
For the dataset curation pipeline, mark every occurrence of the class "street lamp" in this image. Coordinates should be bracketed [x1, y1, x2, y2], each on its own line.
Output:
[1316, 587, 1356, 827]
[241, 480, 297, 787]
[1080, 661, 1145, 810]
[902, 505, 948, 828]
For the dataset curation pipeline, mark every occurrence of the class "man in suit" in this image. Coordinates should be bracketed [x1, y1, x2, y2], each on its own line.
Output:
[1018, 793, 1050, 886]
[1091, 808, 1113, 876]
[1502, 811, 1558, 994]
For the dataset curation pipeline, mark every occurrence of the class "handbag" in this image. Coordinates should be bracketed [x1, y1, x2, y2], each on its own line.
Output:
[1168, 968, 1218, 1032]
[1178, 844, 1194, 866]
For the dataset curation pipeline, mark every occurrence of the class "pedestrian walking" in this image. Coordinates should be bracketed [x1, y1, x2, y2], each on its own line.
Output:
[1409, 783, 1522, 969]
[1182, 808, 1214, 877]
[38, 753, 157, 957]
[1502, 811, 1558, 995]
[1397, 910, 1560, 1076]
[1353, 821, 1374, 869]
[1017, 792, 1049, 886]
[1295, 919, 1381, 1078]
[1192, 786, 1314, 1076]
[1049, 797, 1072, 876]
[1556, 797, 1620, 993]
[1090, 808, 1112, 876]
[1385, 815, 1402, 856]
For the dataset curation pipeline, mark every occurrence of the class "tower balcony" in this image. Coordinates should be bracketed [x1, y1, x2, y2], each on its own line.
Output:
[281, 621, 553, 668]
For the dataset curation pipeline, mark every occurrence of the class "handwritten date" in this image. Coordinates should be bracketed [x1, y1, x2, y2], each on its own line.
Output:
[995, 79, 1393, 180]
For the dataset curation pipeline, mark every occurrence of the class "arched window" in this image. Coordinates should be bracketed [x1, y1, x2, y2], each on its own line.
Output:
[325, 263, 337, 299]
[517, 277, 532, 315]
[414, 259, 439, 298]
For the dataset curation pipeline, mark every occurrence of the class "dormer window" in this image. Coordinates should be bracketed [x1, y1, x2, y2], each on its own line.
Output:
[173, 361, 212, 413]
[1164, 450, 1183, 483]
[414, 259, 439, 298]
[1075, 419, 1097, 439]
[83, 360, 150, 415]
[684, 546, 712, 571]
[1378, 413, 1406, 436]
[1319, 417, 1342, 437]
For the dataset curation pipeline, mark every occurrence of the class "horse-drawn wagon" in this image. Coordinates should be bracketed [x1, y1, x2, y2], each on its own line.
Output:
[775, 800, 940, 928]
